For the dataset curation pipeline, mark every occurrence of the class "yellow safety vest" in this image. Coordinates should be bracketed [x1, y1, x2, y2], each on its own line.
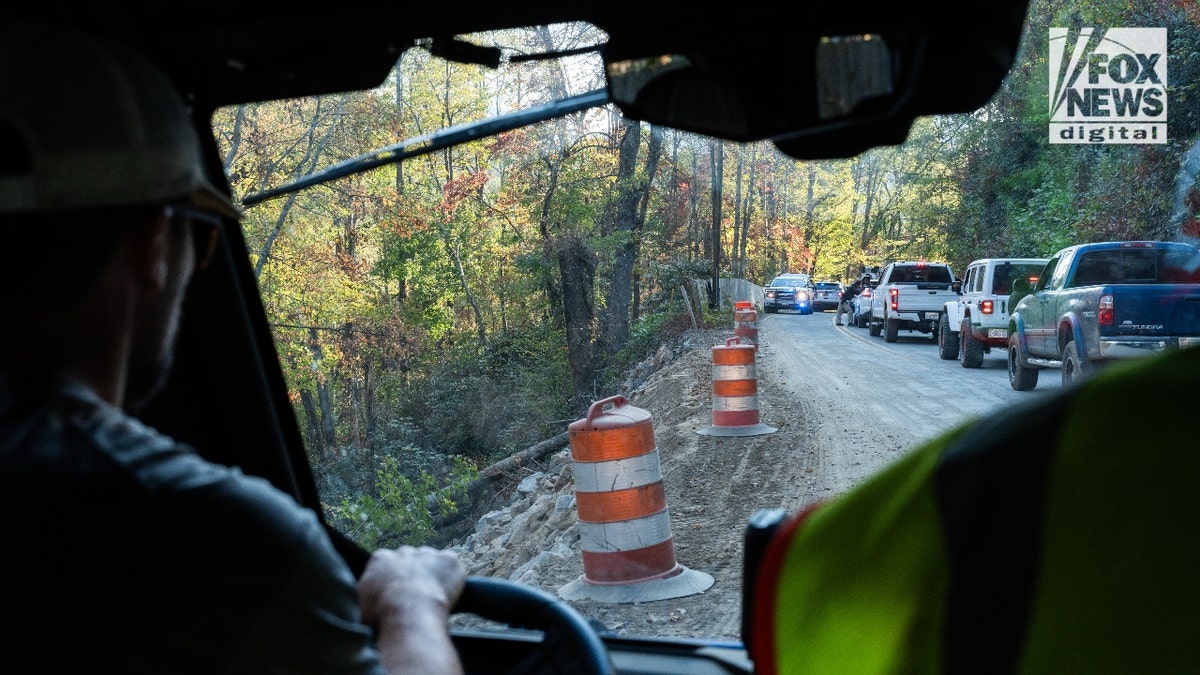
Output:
[749, 346, 1200, 674]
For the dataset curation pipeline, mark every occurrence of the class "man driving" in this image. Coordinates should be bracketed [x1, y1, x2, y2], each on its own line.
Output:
[0, 21, 466, 674]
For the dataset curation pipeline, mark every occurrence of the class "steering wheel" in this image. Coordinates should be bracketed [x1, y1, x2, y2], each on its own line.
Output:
[453, 576, 615, 675]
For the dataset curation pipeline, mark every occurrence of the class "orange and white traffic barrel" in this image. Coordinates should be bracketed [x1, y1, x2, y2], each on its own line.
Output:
[734, 301, 759, 349]
[697, 338, 776, 437]
[559, 395, 713, 603]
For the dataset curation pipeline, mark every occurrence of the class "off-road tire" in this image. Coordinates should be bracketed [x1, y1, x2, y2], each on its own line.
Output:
[960, 319, 985, 368]
[855, 312, 867, 328]
[937, 313, 957, 360]
[1008, 333, 1039, 391]
[869, 316, 881, 336]
[884, 316, 899, 342]
[1061, 339, 1094, 386]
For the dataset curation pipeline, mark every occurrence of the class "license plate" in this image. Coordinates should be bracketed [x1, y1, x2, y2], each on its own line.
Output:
[988, 328, 1007, 338]
[925, 312, 939, 320]
[1181, 337, 1200, 349]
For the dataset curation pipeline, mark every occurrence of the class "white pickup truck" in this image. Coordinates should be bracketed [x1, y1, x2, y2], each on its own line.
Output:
[868, 261, 957, 342]
[937, 257, 1049, 367]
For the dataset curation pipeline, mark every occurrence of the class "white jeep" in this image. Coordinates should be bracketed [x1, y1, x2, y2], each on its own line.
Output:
[937, 257, 1049, 367]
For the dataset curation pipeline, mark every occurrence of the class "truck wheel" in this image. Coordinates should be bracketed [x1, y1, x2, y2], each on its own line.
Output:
[868, 317, 881, 336]
[960, 319, 985, 368]
[884, 316, 899, 342]
[937, 314, 957, 360]
[855, 312, 867, 328]
[1008, 333, 1038, 391]
[1061, 340, 1094, 386]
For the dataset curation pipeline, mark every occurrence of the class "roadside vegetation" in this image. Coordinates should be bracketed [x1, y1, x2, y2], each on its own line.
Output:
[213, 1, 1200, 544]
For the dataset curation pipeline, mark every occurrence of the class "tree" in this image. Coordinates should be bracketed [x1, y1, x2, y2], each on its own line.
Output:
[709, 138, 724, 309]
[601, 118, 663, 364]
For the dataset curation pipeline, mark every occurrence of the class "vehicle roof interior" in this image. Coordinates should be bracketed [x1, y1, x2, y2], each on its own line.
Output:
[12, 1, 1032, 158]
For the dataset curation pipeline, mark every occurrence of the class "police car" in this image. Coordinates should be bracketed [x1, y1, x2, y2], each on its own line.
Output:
[811, 281, 845, 312]
[764, 273, 813, 314]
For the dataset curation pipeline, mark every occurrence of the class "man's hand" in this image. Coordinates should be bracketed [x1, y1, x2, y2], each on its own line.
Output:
[358, 545, 467, 674]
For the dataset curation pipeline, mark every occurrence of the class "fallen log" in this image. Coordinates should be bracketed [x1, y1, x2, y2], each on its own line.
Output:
[430, 431, 571, 531]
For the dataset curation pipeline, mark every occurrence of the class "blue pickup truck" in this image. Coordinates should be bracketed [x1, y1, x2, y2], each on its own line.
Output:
[1007, 240, 1200, 390]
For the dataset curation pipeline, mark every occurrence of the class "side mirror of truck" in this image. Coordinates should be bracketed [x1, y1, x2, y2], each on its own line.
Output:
[951, 280, 962, 293]
[742, 507, 789, 653]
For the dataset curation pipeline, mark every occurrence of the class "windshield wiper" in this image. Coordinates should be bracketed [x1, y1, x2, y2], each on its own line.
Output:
[242, 88, 609, 207]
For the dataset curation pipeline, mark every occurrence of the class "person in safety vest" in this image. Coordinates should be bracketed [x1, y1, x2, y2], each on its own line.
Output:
[746, 343, 1200, 674]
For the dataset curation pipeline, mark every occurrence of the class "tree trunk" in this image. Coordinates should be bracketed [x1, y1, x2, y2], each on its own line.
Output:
[307, 327, 337, 454]
[631, 125, 664, 324]
[739, 144, 757, 274]
[732, 149, 743, 277]
[364, 359, 376, 447]
[317, 381, 336, 454]
[559, 234, 598, 404]
[709, 139, 724, 310]
[538, 163, 565, 323]
[692, 150, 703, 262]
[602, 118, 642, 363]
[434, 216, 488, 349]
[602, 119, 662, 361]
[299, 389, 323, 454]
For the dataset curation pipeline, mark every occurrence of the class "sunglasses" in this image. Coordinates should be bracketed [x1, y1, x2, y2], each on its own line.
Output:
[167, 203, 223, 271]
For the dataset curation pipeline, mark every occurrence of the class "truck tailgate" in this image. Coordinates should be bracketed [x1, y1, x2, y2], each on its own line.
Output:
[900, 287, 954, 312]
[1108, 285, 1200, 336]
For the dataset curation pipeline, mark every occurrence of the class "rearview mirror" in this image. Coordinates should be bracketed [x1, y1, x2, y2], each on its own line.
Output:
[600, 3, 1030, 159]
[604, 32, 902, 147]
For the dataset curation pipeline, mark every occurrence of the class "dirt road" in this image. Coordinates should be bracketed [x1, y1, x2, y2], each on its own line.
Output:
[452, 312, 1061, 641]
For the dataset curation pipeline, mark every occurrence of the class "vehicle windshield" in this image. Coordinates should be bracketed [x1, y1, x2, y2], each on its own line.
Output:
[888, 265, 954, 284]
[1072, 246, 1197, 285]
[992, 263, 1048, 293]
[214, 1, 1200, 644]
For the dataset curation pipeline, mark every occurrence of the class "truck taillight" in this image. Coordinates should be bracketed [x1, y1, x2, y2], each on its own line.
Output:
[980, 299, 994, 314]
[1098, 294, 1114, 325]
[889, 287, 899, 311]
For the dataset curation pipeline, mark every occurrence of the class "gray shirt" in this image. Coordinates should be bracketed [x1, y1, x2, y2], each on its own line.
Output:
[0, 376, 384, 673]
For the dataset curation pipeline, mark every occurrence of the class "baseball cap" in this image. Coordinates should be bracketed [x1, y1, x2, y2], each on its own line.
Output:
[0, 21, 241, 219]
